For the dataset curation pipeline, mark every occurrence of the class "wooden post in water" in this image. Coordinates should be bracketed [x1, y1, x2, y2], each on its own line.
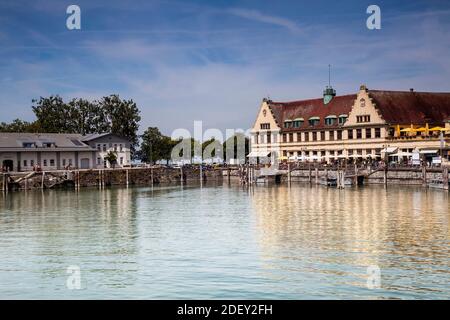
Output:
[151, 167, 154, 187]
[126, 169, 129, 187]
[315, 167, 319, 185]
[308, 165, 312, 183]
[443, 167, 449, 190]
[41, 171, 45, 189]
[180, 166, 184, 184]
[287, 163, 291, 184]
[228, 168, 231, 184]
[422, 166, 427, 187]
[2, 174, 6, 193]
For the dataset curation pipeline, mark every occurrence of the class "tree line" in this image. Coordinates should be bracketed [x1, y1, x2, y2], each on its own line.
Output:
[1, 95, 249, 163]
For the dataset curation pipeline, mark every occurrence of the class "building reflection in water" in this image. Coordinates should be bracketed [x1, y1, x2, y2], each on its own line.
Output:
[249, 185, 449, 296]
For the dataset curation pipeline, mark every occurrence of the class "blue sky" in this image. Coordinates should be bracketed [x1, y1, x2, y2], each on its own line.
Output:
[1, 0, 450, 135]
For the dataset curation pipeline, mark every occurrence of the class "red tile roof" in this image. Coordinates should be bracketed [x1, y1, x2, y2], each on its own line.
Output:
[267, 89, 450, 131]
[268, 94, 356, 130]
[368, 90, 450, 124]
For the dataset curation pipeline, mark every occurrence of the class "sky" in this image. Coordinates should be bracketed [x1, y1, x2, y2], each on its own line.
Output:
[1, 0, 450, 137]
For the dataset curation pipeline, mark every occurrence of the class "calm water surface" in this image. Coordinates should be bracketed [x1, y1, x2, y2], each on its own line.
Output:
[0, 183, 449, 299]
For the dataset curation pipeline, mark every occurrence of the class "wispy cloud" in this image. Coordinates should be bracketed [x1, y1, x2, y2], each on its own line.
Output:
[227, 8, 303, 34]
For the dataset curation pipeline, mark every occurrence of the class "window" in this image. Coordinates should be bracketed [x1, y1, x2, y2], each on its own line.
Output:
[325, 116, 337, 126]
[337, 130, 342, 140]
[304, 132, 309, 142]
[103, 144, 107, 152]
[375, 128, 381, 138]
[62, 159, 66, 166]
[293, 119, 303, 128]
[284, 120, 292, 128]
[329, 131, 335, 141]
[289, 133, 293, 142]
[97, 144, 101, 151]
[120, 157, 124, 165]
[30, 160, 34, 167]
[338, 115, 348, 125]
[356, 115, 371, 123]
[22, 142, 35, 148]
[366, 128, 372, 139]
[43, 143, 53, 148]
[312, 132, 317, 141]
[69, 159, 73, 165]
[320, 131, 325, 141]
[23, 160, 27, 167]
[267, 133, 271, 144]
[282, 134, 287, 143]
[297, 133, 301, 142]
[309, 117, 320, 126]
[114, 144, 118, 151]
[260, 123, 270, 130]
[283, 150, 287, 157]
[97, 158, 102, 165]
[50, 159, 55, 166]
[348, 129, 353, 139]
[356, 129, 362, 139]
[43, 160, 47, 167]
[119, 144, 123, 152]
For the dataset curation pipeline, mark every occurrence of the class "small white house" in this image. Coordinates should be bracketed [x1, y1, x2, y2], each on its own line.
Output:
[0, 132, 132, 172]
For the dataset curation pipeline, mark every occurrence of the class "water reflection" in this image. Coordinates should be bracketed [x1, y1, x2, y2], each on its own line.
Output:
[250, 185, 450, 298]
[0, 184, 449, 299]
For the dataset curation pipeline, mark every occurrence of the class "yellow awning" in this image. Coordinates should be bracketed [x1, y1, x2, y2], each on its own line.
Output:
[400, 128, 415, 132]
[429, 126, 450, 131]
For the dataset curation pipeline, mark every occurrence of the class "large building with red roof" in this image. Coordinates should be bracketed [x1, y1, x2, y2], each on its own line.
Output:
[250, 85, 450, 164]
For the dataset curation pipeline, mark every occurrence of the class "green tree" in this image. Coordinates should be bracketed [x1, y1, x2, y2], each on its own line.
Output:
[68, 98, 110, 135]
[0, 119, 40, 133]
[104, 151, 118, 168]
[99, 95, 141, 150]
[32, 95, 77, 133]
[223, 133, 250, 162]
[139, 127, 178, 164]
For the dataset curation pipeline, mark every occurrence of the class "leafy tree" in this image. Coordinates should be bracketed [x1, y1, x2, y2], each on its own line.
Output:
[32, 95, 76, 133]
[104, 151, 118, 168]
[0, 119, 40, 133]
[139, 127, 179, 164]
[68, 98, 109, 135]
[98, 95, 141, 153]
[223, 133, 250, 162]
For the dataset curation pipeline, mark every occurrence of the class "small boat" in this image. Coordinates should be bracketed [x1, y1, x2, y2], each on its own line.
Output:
[319, 177, 337, 187]
[429, 179, 445, 189]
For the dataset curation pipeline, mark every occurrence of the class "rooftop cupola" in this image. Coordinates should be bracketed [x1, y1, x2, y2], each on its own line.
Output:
[323, 64, 336, 104]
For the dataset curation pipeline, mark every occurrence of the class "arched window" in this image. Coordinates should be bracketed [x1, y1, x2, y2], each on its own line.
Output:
[338, 114, 348, 125]
[325, 115, 337, 126]
[308, 117, 320, 127]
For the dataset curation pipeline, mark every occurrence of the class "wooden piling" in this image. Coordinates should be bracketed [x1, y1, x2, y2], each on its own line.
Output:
[287, 163, 291, 184]
[443, 167, 449, 190]
[315, 168, 319, 185]
[41, 171, 45, 189]
[126, 169, 129, 187]
[422, 166, 427, 187]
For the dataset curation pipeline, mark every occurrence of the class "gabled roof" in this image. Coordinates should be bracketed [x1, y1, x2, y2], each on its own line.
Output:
[82, 133, 111, 142]
[0, 133, 94, 152]
[368, 90, 450, 124]
[268, 94, 356, 130]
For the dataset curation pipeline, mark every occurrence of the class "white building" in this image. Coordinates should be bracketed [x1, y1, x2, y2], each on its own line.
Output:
[0, 133, 132, 172]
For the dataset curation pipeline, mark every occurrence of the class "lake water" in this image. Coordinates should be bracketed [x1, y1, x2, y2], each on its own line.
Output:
[0, 183, 449, 299]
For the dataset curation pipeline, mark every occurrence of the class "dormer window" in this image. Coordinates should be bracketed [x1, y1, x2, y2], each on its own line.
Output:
[338, 114, 348, 125]
[308, 117, 320, 126]
[284, 119, 292, 128]
[292, 118, 304, 128]
[22, 142, 35, 148]
[325, 115, 337, 126]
